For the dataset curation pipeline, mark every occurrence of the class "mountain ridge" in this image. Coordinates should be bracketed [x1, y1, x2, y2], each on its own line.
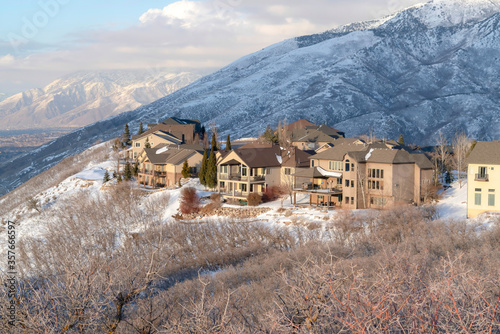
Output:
[1, 0, 500, 197]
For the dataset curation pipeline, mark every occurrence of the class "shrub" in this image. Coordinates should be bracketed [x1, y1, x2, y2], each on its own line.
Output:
[247, 193, 261, 206]
[261, 186, 285, 203]
[200, 193, 222, 214]
[179, 187, 200, 215]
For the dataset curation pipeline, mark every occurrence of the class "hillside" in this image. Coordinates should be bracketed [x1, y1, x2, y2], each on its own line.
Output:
[2, 0, 500, 196]
[0, 70, 201, 130]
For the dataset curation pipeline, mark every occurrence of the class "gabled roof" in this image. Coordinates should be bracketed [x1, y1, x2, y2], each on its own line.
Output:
[141, 145, 201, 165]
[281, 147, 312, 168]
[347, 148, 432, 168]
[161, 117, 201, 126]
[467, 141, 500, 165]
[284, 119, 314, 132]
[150, 131, 183, 145]
[230, 146, 282, 168]
[311, 142, 368, 161]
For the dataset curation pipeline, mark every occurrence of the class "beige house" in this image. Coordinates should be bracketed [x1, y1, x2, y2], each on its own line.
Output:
[137, 145, 203, 188]
[130, 117, 203, 159]
[291, 124, 345, 151]
[466, 141, 500, 218]
[295, 142, 433, 209]
[217, 144, 311, 202]
[130, 131, 183, 159]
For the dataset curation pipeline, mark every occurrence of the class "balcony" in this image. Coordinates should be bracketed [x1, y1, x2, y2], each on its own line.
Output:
[475, 174, 489, 181]
[219, 174, 266, 182]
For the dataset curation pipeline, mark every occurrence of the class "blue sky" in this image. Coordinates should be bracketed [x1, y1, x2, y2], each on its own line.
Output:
[0, 0, 422, 98]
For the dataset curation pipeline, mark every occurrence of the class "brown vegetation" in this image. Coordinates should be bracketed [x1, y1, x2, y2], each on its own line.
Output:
[179, 187, 201, 215]
[1, 184, 499, 333]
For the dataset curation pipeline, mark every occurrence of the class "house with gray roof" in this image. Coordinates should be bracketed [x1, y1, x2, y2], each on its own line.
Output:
[466, 141, 500, 218]
[137, 144, 203, 188]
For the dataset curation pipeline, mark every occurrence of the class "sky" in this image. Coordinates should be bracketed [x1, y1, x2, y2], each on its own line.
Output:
[0, 0, 423, 98]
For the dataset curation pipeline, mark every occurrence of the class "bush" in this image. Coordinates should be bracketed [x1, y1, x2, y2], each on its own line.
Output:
[179, 187, 200, 215]
[247, 193, 261, 206]
[261, 186, 284, 203]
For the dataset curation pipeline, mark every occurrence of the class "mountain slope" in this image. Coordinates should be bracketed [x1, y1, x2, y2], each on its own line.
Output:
[0, 70, 201, 130]
[2, 0, 500, 197]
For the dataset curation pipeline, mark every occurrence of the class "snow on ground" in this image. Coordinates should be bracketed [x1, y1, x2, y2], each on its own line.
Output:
[436, 179, 468, 220]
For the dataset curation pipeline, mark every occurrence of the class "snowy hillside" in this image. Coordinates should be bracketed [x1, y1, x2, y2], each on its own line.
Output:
[0, 70, 201, 130]
[2, 0, 500, 196]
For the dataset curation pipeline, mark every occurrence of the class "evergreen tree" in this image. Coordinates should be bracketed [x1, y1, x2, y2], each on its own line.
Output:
[262, 125, 278, 144]
[226, 134, 231, 151]
[138, 122, 144, 135]
[445, 170, 453, 185]
[103, 170, 110, 183]
[199, 149, 208, 186]
[112, 171, 117, 179]
[398, 133, 405, 146]
[211, 132, 218, 152]
[124, 161, 132, 181]
[117, 174, 122, 183]
[144, 137, 151, 148]
[182, 160, 190, 178]
[206, 148, 218, 189]
[178, 178, 182, 188]
[122, 123, 130, 144]
[133, 161, 139, 177]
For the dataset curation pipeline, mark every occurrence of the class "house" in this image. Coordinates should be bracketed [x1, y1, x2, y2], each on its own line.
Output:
[217, 144, 311, 202]
[291, 124, 345, 151]
[466, 141, 500, 218]
[130, 117, 203, 159]
[137, 145, 203, 188]
[294, 142, 433, 209]
[343, 148, 433, 209]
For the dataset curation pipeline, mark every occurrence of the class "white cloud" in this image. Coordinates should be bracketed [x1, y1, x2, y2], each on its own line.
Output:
[0, 54, 15, 66]
[0, 0, 423, 94]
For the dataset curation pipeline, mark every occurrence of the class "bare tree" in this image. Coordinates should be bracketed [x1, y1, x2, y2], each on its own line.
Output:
[434, 131, 450, 184]
[452, 131, 472, 188]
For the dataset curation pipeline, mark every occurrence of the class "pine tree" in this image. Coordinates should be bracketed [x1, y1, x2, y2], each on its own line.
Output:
[211, 132, 218, 152]
[112, 171, 117, 179]
[262, 125, 278, 144]
[178, 178, 182, 188]
[206, 148, 218, 189]
[124, 161, 132, 181]
[123, 124, 130, 144]
[398, 133, 405, 146]
[199, 149, 208, 186]
[117, 174, 122, 183]
[226, 134, 231, 151]
[145, 137, 151, 148]
[182, 160, 190, 178]
[103, 170, 110, 183]
[138, 122, 144, 135]
[133, 161, 139, 176]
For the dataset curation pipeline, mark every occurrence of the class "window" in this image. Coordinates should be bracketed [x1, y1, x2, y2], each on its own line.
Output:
[351, 163, 355, 170]
[475, 188, 482, 192]
[345, 197, 350, 204]
[489, 194, 495, 207]
[380, 170, 384, 178]
[345, 160, 350, 172]
[190, 167, 197, 174]
[479, 166, 487, 178]
[242, 166, 247, 177]
[240, 184, 247, 192]
[135, 143, 141, 147]
[284, 168, 291, 175]
[351, 181, 355, 188]
[311, 160, 315, 167]
[345, 180, 350, 187]
[475, 193, 482, 206]
[351, 197, 354, 203]
[376, 169, 380, 178]
[266, 168, 271, 175]
[133, 152, 137, 159]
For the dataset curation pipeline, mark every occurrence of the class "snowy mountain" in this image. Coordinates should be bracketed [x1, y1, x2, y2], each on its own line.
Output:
[0, 70, 202, 130]
[2, 0, 500, 196]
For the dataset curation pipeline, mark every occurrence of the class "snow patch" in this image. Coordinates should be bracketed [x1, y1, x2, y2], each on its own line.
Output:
[365, 148, 374, 161]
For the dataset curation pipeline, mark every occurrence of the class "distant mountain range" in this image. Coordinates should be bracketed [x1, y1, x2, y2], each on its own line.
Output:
[0, 70, 201, 130]
[1, 0, 500, 197]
